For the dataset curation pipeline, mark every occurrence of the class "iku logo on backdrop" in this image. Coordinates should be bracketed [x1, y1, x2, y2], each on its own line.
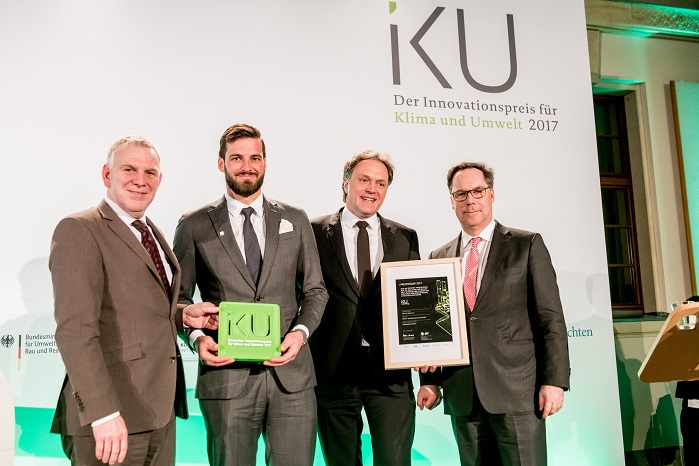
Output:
[390, 6, 517, 93]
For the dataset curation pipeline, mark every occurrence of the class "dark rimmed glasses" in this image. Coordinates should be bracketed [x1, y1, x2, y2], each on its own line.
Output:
[450, 187, 490, 202]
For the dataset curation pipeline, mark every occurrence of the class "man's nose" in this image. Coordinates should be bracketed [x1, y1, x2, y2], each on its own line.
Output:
[240, 158, 255, 171]
[132, 171, 146, 185]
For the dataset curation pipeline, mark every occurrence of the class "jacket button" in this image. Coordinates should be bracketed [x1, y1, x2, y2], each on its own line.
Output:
[470, 317, 477, 321]
[255, 296, 262, 302]
[170, 356, 177, 362]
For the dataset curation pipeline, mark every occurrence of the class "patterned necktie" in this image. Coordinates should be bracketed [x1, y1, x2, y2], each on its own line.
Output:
[356, 221, 371, 297]
[464, 236, 482, 311]
[132, 220, 171, 298]
[241, 207, 262, 284]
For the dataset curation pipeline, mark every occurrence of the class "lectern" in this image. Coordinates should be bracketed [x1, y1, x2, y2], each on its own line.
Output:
[639, 302, 699, 383]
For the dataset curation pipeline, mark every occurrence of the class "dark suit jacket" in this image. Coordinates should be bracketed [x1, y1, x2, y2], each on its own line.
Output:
[423, 221, 570, 416]
[173, 196, 328, 398]
[50, 200, 188, 436]
[676, 381, 699, 399]
[310, 210, 420, 391]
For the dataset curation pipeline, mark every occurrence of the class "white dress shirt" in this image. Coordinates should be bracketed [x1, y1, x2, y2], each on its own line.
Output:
[224, 192, 266, 262]
[340, 208, 383, 284]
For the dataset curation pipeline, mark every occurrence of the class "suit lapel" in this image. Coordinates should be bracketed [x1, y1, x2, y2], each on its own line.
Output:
[442, 234, 462, 260]
[475, 222, 510, 310]
[148, 219, 181, 311]
[327, 210, 361, 298]
[207, 197, 256, 290]
[369, 215, 397, 295]
[98, 200, 171, 300]
[379, 215, 396, 263]
[257, 197, 281, 291]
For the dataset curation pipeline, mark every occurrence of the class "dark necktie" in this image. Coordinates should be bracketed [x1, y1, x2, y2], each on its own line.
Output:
[132, 220, 171, 298]
[356, 221, 371, 297]
[241, 207, 262, 284]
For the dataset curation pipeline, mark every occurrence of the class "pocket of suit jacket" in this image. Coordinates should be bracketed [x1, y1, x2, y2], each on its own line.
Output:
[103, 344, 143, 366]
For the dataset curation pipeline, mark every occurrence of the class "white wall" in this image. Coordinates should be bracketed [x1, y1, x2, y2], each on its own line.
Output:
[600, 33, 699, 305]
[599, 32, 699, 454]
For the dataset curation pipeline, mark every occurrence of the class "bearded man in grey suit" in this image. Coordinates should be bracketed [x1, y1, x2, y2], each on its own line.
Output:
[417, 162, 570, 466]
[310, 150, 420, 466]
[173, 123, 328, 466]
[50, 136, 214, 465]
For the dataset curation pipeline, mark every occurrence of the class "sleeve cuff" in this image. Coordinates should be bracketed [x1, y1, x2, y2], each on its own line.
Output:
[91, 411, 120, 427]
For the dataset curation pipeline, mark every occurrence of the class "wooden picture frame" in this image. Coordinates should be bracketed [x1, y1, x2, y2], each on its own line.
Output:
[380, 258, 470, 369]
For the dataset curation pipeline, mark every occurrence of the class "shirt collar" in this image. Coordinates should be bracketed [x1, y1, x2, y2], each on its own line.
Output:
[341, 207, 380, 230]
[104, 197, 145, 225]
[225, 192, 265, 218]
[461, 219, 496, 246]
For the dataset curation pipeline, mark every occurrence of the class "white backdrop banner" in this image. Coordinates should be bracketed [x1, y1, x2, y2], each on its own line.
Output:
[0, 1, 624, 464]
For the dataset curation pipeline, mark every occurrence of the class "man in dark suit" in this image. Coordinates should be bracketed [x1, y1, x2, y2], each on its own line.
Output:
[675, 295, 699, 465]
[310, 150, 420, 466]
[50, 137, 193, 465]
[676, 374, 699, 465]
[173, 123, 328, 466]
[417, 162, 570, 466]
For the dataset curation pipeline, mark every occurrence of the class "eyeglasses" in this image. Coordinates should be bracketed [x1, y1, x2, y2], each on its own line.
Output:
[450, 187, 490, 202]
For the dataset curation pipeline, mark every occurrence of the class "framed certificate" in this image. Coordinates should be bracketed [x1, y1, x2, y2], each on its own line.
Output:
[218, 302, 281, 361]
[380, 258, 469, 369]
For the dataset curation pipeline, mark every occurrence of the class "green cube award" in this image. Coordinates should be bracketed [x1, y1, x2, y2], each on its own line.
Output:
[217, 302, 281, 361]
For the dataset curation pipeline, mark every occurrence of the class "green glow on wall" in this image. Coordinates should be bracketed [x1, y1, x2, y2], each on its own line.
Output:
[14, 406, 458, 465]
[603, 1, 699, 36]
[672, 81, 699, 293]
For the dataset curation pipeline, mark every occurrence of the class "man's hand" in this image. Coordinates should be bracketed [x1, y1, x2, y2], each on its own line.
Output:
[92, 415, 128, 465]
[264, 330, 304, 367]
[413, 365, 437, 373]
[195, 335, 235, 367]
[539, 384, 564, 419]
[416, 385, 442, 410]
[183, 302, 219, 330]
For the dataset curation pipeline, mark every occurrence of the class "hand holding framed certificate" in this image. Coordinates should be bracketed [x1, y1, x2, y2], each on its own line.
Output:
[380, 258, 469, 369]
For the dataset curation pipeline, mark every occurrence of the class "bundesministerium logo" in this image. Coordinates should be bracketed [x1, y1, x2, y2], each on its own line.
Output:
[390, 6, 517, 93]
[1, 334, 15, 348]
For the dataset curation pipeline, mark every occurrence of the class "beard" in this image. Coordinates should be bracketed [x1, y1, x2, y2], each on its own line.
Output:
[225, 169, 265, 198]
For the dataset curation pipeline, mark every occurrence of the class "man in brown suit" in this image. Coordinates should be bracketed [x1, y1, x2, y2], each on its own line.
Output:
[50, 137, 211, 465]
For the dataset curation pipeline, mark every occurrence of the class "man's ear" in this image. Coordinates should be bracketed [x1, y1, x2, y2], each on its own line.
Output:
[102, 164, 111, 188]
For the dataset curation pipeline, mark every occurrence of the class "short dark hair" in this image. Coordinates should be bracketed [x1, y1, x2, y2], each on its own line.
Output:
[446, 162, 494, 191]
[218, 123, 266, 159]
[342, 149, 395, 202]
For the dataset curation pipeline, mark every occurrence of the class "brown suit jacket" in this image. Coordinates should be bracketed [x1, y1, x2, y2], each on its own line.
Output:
[50, 200, 188, 436]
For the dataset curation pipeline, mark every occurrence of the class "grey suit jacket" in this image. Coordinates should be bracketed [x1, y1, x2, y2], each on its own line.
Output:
[423, 221, 570, 416]
[50, 200, 188, 436]
[310, 210, 420, 391]
[174, 196, 328, 398]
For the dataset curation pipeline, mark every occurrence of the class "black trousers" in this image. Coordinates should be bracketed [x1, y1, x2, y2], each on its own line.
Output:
[681, 398, 699, 465]
[451, 389, 546, 466]
[316, 383, 415, 466]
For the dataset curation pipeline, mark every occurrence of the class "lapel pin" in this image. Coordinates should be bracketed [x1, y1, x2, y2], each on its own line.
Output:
[219, 231, 225, 236]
